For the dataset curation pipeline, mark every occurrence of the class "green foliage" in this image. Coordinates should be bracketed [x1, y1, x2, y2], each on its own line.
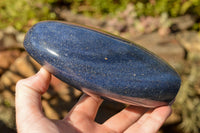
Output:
[133, 0, 200, 17]
[0, 0, 56, 31]
[58, 0, 200, 18]
[61, 0, 130, 16]
[1, 0, 200, 31]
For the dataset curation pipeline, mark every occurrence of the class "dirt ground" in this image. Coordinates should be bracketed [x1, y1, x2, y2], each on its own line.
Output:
[0, 10, 199, 133]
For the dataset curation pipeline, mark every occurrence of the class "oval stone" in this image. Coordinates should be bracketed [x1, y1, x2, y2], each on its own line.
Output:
[24, 21, 181, 108]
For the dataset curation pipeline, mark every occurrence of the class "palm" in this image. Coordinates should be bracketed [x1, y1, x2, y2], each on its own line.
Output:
[16, 68, 171, 133]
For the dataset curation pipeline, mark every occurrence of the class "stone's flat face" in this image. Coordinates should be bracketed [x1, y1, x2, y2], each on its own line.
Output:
[24, 21, 181, 108]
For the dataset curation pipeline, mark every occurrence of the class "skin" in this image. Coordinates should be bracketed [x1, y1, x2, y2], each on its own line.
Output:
[15, 67, 172, 133]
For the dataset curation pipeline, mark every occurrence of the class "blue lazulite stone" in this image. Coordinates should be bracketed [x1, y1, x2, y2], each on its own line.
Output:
[24, 21, 181, 108]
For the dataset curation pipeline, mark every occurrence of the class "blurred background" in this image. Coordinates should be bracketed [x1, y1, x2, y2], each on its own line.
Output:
[0, 0, 200, 132]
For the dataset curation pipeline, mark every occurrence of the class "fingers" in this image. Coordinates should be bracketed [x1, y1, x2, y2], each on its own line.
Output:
[63, 94, 106, 133]
[103, 105, 148, 132]
[65, 94, 103, 122]
[125, 105, 172, 133]
[16, 68, 51, 124]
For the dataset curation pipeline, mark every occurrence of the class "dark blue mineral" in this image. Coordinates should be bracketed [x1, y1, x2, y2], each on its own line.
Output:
[24, 21, 181, 108]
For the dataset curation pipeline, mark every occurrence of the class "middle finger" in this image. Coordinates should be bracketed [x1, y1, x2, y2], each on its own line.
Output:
[103, 105, 148, 132]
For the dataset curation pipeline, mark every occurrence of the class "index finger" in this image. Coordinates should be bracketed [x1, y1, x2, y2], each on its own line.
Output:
[65, 94, 103, 121]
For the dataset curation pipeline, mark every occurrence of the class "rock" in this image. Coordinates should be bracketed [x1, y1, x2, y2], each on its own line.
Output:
[0, 105, 15, 128]
[55, 8, 103, 28]
[0, 26, 24, 50]
[0, 50, 21, 75]
[1, 33, 17, 48]
[16, 32, 25, 44]
[170, 15, 195, 32]
[131, 32, 184, 67]
[24, 21, 181, 108]
[42, 100, 59, 119]
[177, 31, 200, 61]
[177, 31, 200, 51]
[0, 52, 40, 91]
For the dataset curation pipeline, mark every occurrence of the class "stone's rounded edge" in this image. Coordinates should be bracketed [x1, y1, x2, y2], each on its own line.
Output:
[23, 20, 182, 107]
[23, 22, 41, 60]
[82, 87, 168, 108]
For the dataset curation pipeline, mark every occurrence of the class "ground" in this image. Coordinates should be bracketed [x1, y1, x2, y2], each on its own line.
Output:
[0, 10, 199, 133]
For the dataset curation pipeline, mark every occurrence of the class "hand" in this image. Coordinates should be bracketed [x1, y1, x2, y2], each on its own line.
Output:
[16, 67, 172, 133]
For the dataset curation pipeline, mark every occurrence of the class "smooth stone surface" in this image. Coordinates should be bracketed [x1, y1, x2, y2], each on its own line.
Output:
[24, 21, 181, 108]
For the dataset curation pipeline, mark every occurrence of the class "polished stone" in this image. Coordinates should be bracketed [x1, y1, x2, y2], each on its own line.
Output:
[24, 21, 181, 108]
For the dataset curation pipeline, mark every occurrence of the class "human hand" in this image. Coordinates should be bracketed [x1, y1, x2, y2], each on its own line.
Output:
[16, 68, 172, 133]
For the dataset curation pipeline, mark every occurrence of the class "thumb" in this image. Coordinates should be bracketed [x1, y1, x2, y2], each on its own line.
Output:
[15, 68, 51, 129]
